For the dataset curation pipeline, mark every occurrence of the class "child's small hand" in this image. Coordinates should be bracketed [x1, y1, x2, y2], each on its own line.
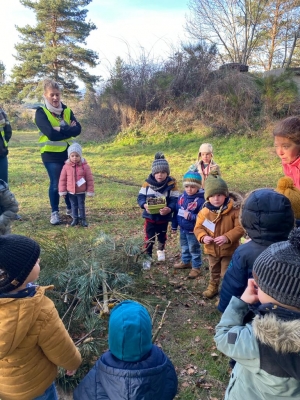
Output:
[183, 211, 190, 219]
[203, 235, 214, 244]
[159, 206, 171, 216]
[65, 369, 77, 376]
[240, 279, 259, 304]
[144, 203, 149, 212]
[214, 235, 228, 246]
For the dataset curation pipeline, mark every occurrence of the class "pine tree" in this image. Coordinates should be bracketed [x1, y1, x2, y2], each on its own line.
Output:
[8, 0, 99, 99]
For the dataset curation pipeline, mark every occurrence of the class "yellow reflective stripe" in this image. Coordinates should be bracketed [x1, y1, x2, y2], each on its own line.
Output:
[0, 130, 7, 147]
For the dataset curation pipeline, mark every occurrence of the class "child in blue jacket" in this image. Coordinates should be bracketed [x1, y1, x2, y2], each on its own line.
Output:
[73, 300, 178, 400]
[137, 152, 179, 269]
[172, 166, 205, 278]
[218, 188, 294, 313]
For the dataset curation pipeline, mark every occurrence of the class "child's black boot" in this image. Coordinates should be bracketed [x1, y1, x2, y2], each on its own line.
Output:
[81, 219, 88, 227]
[70, 218, 79, 227]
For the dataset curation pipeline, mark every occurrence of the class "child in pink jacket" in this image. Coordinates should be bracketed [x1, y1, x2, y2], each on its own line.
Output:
[59, 143, 94, 227]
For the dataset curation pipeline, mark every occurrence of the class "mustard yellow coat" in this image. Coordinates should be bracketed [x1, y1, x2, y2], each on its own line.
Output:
[0, 286, 82, 400]
[194, 195, 244, 257]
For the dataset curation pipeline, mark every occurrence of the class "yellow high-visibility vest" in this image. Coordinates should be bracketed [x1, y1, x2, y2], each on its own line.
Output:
[38, 107, 75, 153]
[0, 129, 8, 148]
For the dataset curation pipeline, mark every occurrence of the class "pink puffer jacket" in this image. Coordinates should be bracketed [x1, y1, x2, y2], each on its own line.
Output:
[59, 158, 94, 196]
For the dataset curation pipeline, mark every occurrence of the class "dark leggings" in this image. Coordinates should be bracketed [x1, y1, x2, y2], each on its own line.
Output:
[69, 193, 86, 219]
[144, 219, 168, 257]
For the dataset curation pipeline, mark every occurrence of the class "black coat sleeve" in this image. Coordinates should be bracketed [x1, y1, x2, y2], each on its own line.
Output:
[35, 107, 81, 141]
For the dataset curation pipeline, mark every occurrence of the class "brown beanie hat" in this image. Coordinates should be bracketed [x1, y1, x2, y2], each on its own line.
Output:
[276, 176, 300, 219]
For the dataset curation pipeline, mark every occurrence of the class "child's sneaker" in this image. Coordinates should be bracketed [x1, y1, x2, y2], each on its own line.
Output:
[50, 211, 60, 225]
[142, 259, 152, 270]
[157, 250, 165, 262]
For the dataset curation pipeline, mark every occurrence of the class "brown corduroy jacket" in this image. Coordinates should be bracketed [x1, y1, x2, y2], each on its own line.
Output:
[0, 286, 82, 400]
[194, 193, 244, 258]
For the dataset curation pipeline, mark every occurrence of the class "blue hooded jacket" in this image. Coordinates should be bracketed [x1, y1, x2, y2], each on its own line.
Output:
[73, 301, 178, 400]
[218, 189, 294, 313]
[172, 190, 205, 232]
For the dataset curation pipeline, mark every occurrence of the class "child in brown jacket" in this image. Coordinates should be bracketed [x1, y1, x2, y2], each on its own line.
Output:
[0, 234, 82, 400]
[59, 143, 94, 227]
[194, 172, 244, 298]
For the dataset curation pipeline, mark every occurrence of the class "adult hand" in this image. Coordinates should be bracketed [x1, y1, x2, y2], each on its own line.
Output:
[240, 279, 259, 304]
[70, 121, 77, 127]
[214, 235, 228, 246]
[203, 235, 214, 244]
[53, 126, 60, 131]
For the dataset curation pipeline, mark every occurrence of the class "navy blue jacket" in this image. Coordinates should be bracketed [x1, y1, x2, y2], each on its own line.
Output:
[172, 190, 205, 232]
[73, 345, 178, 400]
[218, 189, 294, 313]
[137, 176, 179, 223]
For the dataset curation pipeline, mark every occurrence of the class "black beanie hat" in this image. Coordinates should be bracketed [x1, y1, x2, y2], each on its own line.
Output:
[253, 228, 300, 309]
[0, 234, 40, 294]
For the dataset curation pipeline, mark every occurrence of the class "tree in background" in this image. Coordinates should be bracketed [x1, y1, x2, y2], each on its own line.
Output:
[0, 62, 5, 85]
[3, 0, 99, 100]
[186, 0, 268, 65]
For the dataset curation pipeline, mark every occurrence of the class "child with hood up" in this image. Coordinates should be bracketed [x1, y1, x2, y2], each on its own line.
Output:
[215, 228, 300, 399]
[73, 300, 178, 400]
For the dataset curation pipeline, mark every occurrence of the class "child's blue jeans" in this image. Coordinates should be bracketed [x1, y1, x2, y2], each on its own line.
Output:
[32, 382, 58, 400]
[180, 230, 201, 269]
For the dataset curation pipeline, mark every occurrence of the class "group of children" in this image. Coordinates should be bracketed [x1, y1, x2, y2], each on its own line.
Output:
[2, 115, 300, 399]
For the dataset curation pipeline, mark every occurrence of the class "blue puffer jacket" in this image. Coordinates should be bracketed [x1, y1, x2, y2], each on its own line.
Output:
[172, 190, 205, 232]
[218, 189, 294, 313]
[73, 345, 178, 400]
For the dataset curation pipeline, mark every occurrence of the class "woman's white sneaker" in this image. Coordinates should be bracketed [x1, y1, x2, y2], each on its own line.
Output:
[50, 211, 60, 225]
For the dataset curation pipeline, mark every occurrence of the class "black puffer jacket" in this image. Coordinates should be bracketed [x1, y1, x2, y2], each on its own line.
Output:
[218, 189, 294, 312]
[0, 180, 19, 235]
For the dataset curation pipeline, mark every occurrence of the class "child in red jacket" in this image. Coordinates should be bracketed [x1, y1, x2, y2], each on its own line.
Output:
[59, 143, 94, 227]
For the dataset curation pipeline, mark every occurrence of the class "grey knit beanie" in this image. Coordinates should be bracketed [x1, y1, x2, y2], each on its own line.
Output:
[68, 143, 82, 158]
[0, 234, 40, 294]
[152, 152, 170, 175]
[253, 228, 300, 309]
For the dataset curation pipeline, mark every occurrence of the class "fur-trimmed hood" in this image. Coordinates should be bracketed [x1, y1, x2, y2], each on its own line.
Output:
[228, 191, 243, 209]
[253, 313, 300, 353]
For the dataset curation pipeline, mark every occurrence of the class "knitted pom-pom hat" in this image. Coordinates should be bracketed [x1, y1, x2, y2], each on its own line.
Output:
[0, 234, 40, 294]
[68, 143, 82, 158]
[152, 152, 170, 175]
[276, 176, 300, 219]
[253, 228, 300, 309]
[204, 170, 228, 200]
[183, 165, 202, 188]
[108, 300, 152, 362]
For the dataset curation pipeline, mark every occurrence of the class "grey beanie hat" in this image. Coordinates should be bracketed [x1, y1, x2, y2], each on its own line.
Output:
[0, 234, 40, 294]
[253, 228, 300, 309]
[68, 143, 82, 158]
[152, 152, 170, 175]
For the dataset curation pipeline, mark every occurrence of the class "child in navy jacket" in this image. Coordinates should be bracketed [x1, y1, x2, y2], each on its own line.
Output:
[73, 300, 178, 400]
[137, 152, 179, 269]
[172, 166, 205, 278]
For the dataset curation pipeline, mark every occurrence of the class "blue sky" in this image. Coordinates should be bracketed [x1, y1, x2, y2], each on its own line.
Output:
[3, 0, 190, 81]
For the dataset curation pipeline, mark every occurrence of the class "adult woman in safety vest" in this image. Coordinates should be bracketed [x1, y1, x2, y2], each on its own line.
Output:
[35, 79, 81, 225]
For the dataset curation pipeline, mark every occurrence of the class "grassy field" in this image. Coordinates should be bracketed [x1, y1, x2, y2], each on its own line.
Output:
[8, 128, 282, 399]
